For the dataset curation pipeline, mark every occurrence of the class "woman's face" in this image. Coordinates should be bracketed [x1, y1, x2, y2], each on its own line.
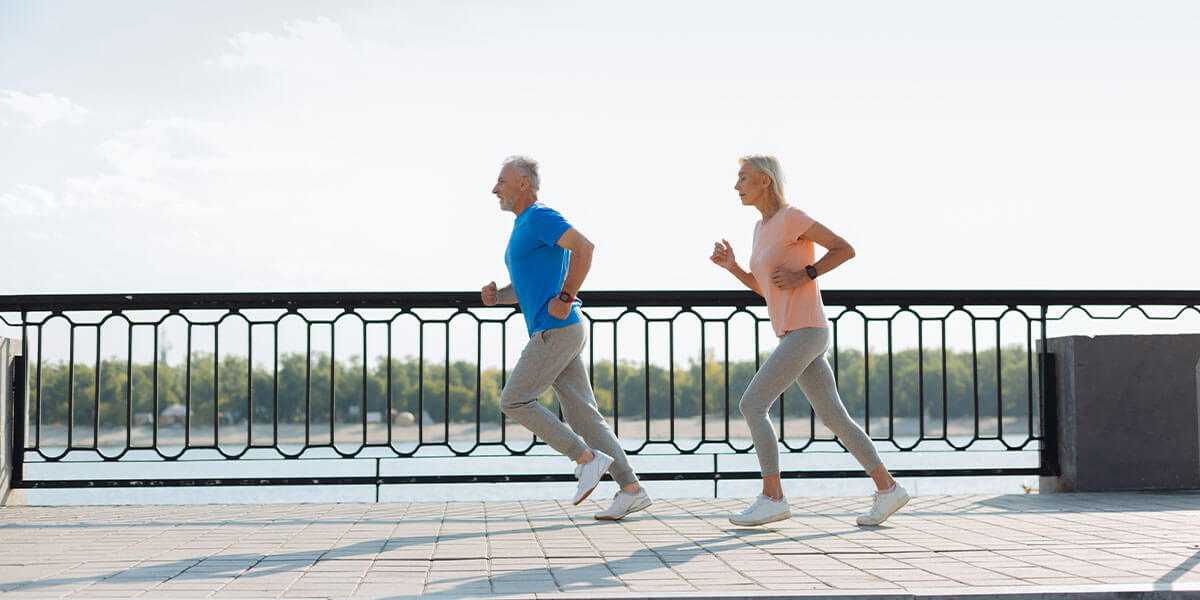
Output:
[734, 163, 770, 206]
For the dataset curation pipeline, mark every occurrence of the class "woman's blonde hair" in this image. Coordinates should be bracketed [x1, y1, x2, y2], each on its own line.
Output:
[739, 155, 786, 203]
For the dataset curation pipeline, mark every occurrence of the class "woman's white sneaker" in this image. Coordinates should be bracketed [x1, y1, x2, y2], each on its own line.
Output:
[594, 488, 652, 520]
[856, 483, 909, 526]
[729, 495, 791, 526]
[572, 450, 613, 505]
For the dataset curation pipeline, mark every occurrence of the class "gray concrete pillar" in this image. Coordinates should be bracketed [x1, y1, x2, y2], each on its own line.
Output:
[1040, 334, 1200, 492]
[0, 337, 20, 503]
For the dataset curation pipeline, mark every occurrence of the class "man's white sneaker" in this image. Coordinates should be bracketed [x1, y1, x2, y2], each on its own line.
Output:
[594, 488, 652, 520]
[728, 495, 791, 526]
[856, 483, 909, 526]
[572, 450, 613, 505]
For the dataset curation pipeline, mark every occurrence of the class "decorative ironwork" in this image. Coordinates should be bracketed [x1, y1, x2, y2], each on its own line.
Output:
[2, 290, 1195, 491]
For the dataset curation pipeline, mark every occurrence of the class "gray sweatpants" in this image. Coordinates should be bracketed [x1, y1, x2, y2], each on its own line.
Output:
[740, 327, 883, 477]
[499, 321, 637, 486]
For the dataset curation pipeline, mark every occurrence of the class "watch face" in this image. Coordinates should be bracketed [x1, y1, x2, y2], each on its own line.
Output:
[559, 292, 571, 302]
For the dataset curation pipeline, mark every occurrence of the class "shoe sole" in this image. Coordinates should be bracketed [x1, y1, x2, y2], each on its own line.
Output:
[728, 511, 792, 527]
[594, 499, 652, 521]
[573, 484, 597, 505]
[856, 494, 910, 526]
[572, 454, 614, 505]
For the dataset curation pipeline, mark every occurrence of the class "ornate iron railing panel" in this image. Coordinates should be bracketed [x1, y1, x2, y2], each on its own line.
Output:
[2, 290, 1197, 489]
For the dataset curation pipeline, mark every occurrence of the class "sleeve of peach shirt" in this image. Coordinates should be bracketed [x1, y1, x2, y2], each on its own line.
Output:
[788, 207, 816, 241]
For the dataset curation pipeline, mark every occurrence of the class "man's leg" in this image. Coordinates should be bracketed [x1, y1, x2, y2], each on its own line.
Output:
[499, 329, 589, 462]
[550, 327, 637, 488]
[547, 324, 650, 520]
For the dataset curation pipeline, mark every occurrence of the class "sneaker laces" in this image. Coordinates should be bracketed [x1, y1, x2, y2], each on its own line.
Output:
[743, 494, 779, 513]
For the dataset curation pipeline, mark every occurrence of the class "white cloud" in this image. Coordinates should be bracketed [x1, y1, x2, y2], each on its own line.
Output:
[216, 17, 373, 74]
[62, 174, 186, 211]
[95, 117, 230, 178]
[0, 184, 60, 216]
[0, 89, 89, 127]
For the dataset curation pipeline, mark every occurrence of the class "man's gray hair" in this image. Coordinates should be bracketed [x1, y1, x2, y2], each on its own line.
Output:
[502, 155, 540, 191]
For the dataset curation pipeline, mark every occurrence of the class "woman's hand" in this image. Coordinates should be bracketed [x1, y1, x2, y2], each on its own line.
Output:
[710, 239, 736, 270]
[770, 268, 810, 290]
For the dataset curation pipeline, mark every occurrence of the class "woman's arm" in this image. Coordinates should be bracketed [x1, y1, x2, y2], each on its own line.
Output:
[710, 239, 764, 297]
[769, 221, 856, 290]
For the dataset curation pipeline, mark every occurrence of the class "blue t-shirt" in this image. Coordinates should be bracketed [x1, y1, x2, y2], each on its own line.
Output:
[505, 203, 583, 336]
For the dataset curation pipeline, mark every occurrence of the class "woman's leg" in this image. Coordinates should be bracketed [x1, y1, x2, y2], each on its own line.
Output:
[794, 329, 893, 490]
[738, 330, 816, 498]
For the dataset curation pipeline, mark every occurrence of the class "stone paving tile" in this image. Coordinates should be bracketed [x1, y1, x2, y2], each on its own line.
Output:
[2, 491, 1200, 598]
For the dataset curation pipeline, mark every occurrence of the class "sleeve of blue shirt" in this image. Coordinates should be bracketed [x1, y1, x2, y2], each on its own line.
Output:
[530, 205, 573, 247]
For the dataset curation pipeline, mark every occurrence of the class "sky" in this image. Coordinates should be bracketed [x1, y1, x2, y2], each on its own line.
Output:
[3, 0, 1199, 296]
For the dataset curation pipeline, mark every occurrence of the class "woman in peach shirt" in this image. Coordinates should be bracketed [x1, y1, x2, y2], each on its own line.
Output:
[711, 155, 908, 527]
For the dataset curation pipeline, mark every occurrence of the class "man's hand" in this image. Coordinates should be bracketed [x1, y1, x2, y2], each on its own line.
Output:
[548, 297, 572, 320]
[770, 268, 810, 290]
[481, 281, 499, 306]
[710, 239, 736, 271]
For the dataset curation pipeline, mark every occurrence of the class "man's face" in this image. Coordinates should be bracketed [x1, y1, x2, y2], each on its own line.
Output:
[492, 164, 524, 213]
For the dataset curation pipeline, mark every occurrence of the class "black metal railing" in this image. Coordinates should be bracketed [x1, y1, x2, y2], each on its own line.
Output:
[2, 290, 1197, 491]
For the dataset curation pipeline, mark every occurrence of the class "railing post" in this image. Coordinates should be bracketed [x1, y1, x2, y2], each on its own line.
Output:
[1, 338, 23, 503]
[11, 354, 23, 490]
[1038, 351, 1060, 480]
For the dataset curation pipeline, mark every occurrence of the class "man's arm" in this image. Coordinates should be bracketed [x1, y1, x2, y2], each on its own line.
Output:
[481, 281, 517, 306]
[556, 228, 593, 298]
[547, 227, 593, 319]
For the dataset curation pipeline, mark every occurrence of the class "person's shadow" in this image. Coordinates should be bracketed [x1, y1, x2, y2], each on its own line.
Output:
[1, 512, 863, 596]
[0, 520, 584, 593]
[396, 522, 863, 597]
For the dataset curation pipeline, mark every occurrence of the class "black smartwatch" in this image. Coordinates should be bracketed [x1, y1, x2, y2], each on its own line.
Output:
[805, 265, 819, 280]
[558, 291, 574, 303]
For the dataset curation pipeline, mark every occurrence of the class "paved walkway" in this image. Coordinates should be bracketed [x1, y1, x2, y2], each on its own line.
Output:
[1, 491, 1199, 599]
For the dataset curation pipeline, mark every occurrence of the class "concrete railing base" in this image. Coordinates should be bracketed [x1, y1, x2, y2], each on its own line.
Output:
[1040, 334, 1200, 492]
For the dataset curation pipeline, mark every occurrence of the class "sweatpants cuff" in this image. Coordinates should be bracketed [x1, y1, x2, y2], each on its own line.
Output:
[611, 469, 638, 487]
[567, 440, 588, 464]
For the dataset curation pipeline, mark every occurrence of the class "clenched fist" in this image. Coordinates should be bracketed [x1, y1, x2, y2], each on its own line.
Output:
[481, 281, 499, 306]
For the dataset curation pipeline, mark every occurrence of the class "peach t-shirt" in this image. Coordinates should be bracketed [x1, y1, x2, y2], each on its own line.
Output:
[749, 205, 829, 337]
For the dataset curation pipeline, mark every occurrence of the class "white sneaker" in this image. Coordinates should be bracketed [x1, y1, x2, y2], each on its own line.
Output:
[856, 483, 909, 526]
[594, 488, 652, 520]
[729, 495, 791, 526]
[572, 450, 613, 505]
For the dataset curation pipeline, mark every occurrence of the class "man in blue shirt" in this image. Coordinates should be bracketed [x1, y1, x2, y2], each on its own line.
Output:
[481, 156, 650, 520]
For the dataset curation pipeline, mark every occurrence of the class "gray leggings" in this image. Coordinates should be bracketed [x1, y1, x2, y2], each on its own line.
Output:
[499, 321, 637, 486]
[739, 327, 883, 477]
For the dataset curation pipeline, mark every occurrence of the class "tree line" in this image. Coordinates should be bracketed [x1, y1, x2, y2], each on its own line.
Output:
[26, 345, 1037, 429]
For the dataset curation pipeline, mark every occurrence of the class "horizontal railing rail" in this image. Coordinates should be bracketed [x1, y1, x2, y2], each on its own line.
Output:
[2, 290, 1196, 491]
[5, 289, 1200, 310]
